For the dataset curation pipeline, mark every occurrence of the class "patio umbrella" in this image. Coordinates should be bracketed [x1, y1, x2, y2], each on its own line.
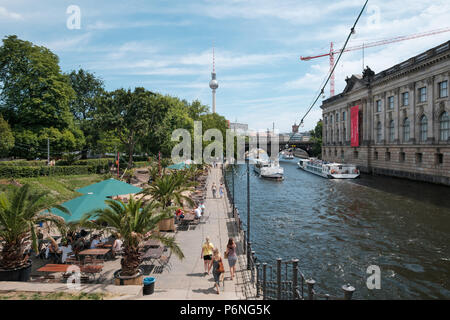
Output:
[167, 162, 191, 170]
[76, 178, 142, 197]
[47, 194, 110, 223]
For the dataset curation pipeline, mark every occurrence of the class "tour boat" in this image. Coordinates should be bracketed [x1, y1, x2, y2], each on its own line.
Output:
[254, 159, 284, 180]
[297, 158, 360, 179]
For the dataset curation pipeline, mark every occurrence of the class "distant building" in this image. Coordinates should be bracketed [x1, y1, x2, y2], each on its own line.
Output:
[229, 122, 248, 132]
[320, 41, 450, 186]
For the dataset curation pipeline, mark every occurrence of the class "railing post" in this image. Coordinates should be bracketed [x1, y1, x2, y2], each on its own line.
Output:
[262, 263, 267, 300]
[292, 259, 299, 300]
[306, 279, 316, 300]
[251, 250, 256, 282]
[342, 284, 355, 300]
[247, 241, 252, 270]
[243, 231, 246, 255]
[276, 258, 282, 300]
[255, 262, 260, 298]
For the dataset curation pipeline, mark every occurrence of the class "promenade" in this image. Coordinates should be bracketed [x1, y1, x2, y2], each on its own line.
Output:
[140, 167, 254, 300]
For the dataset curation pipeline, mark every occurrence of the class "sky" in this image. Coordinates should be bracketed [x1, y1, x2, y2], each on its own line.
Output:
[0, 0, 449, 132]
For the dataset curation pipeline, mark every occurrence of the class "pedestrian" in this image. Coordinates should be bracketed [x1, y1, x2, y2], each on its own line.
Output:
[219, 184, 224, 198]
[225, 238, 238, 280]
[201, 236, 214, 275]
[212, 248, 225, 294]
[211, 183, 217, 198]
[194, 205, 202, 220]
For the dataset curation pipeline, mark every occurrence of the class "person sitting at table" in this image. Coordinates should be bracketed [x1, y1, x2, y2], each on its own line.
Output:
[112, 234, 123, 257]
[194, 205, 202, 220]
[58, 239, 73, 263]
[90, 234, 101, 249]
[175, 208, 185, 222]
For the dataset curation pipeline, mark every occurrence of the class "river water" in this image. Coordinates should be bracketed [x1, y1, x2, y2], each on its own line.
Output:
[224, 160, 450, 299]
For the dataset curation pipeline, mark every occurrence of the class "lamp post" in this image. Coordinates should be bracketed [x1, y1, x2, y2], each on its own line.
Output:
[246, 157, 251, 270]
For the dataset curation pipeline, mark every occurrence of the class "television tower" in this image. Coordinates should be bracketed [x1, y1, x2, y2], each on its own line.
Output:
[209, 46, 219, 113]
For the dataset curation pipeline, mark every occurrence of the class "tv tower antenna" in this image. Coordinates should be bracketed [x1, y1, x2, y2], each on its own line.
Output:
[209, 43, 219, 113]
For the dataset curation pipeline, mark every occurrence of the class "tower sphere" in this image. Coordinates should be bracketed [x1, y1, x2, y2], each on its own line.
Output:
[209, 79, 219, 89]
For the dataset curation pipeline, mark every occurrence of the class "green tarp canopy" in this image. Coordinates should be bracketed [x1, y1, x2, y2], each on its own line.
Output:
[47, 194, 110, 223]
[76, 178, 142, 196]
[167, 162, 191, 170]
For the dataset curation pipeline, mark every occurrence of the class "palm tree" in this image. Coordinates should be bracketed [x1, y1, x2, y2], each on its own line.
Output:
[81, 197, 184, 277]
[141, 171, 196, 209]
[0, 184, 69, 270]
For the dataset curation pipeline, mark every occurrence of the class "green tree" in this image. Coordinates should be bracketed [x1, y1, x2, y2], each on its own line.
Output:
[0, 35, 84, 159]
[309, 120, 323, 158]
[0, 115, 14, 157]
[68, 69, 105, 158]
[96, 88, 168, 168]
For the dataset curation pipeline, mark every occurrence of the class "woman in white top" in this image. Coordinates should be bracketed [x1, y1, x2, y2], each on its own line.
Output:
[112, 234, 123, 257]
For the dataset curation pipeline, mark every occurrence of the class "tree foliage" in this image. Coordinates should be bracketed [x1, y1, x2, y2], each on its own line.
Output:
[309, 120, 323, 158]
[0, 115, 14, 157]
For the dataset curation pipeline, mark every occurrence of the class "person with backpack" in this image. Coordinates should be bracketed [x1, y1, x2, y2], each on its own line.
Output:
[212, 248, 225, 294]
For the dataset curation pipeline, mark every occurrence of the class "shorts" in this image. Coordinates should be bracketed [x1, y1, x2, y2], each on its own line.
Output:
[228, 256, 237, 268]
[203, 255, 212, 261]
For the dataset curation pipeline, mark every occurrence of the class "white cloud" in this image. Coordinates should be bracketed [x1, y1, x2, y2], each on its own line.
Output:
[0, 6, 22, 20]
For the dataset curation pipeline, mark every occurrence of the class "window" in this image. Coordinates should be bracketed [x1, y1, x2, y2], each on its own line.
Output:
[376, 100, 382, 112]
[439, 81, 448, 98]
[336, 113, 339, 122]
[337, 129, 340, 142]
[416, 153, 423, 164]
[388, 96, 394, 109]
[418, 87, 427, 103]
[389, 120, 395, 142]
[325, 116, 328, 125]
[420, 115, 428, 142]
[399, 152, 406, 162]
[435, 153, 444, 165]
[330, 115, 333, 123]
[440, 112, 449, 141]
[402, 92, 409, 106]
[376, 122, 382, 143]
[374, 151, 378, 160]
[403, 118, 410, 142]
[343, 127, 346, 142]
[354, 151, 358, 159]
[343, 111, 346, 121]
[386, 152, 391, 161]
[341, 150, 344, 160]
[334, 149, 337, 157]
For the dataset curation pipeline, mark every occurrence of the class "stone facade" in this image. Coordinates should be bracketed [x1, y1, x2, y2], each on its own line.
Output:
[320, 41, 450, 186]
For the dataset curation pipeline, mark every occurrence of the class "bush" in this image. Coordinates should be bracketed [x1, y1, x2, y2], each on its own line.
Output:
[133, 161, 149, 168]
[0, 165, 92, 178]
[0, 160, 48, 167]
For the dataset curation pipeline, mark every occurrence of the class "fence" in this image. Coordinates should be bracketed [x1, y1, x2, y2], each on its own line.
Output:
[222, 164, 356, 300]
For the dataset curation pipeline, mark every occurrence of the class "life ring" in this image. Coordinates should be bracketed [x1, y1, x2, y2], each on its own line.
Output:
[331, 170, 336, 174]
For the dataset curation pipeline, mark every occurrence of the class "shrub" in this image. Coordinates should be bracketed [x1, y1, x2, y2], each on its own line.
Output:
[0, 165, 92, 178]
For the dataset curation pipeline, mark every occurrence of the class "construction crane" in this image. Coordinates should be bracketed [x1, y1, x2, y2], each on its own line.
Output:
[300, 27, 450, 97]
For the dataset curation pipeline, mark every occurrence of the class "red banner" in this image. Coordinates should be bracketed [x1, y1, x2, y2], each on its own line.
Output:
[350, 105, 359, 147]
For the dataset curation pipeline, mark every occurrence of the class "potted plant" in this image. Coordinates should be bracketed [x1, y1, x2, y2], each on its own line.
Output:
[0, 184, 68, 281]
[81, 197, 184, 285]
[140, 171, 195, 232]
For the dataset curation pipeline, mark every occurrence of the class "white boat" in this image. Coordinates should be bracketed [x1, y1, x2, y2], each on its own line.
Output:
[254, 159, 284, 180]
[297, 158, 360, 179]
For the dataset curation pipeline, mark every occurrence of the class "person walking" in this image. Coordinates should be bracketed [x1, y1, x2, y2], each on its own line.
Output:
[201, 237, 214, 275]
[219, 184, 224, 199]
[212, 248, 225, 294]
[211, 183, 217, 199]
[225, 238, 238, 280]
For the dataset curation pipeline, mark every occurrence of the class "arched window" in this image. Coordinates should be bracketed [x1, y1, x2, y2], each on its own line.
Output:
[389, 120, 395, 142]
[420, 115, 428, 142]
[376, 122, 382, 143]
[330, 129, 333, 143]
[440, 111, 449, 141]
[403, 118, 410, 142]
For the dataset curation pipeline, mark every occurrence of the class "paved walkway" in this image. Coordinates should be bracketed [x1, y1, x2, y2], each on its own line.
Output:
[140, 167, 252, 300]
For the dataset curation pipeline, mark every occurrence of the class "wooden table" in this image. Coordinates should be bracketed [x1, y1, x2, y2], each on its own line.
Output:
[141, 239, 160, 248]
[37, 264, 103, 274]
[96, 243, 113, 249]
[78, 249, 110, 256]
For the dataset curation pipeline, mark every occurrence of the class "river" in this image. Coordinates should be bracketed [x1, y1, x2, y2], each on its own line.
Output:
[224, 159, 450, 299]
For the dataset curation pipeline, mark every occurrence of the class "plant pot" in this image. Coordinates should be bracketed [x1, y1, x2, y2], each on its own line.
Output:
[113, 269, 143, 286]
[0, 260, 32, 282]
[158, 217, 175, 232]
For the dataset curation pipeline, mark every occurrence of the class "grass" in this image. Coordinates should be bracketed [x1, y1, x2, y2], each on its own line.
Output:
[0, 291, 108, 300]
[0, 174, 108, 205]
